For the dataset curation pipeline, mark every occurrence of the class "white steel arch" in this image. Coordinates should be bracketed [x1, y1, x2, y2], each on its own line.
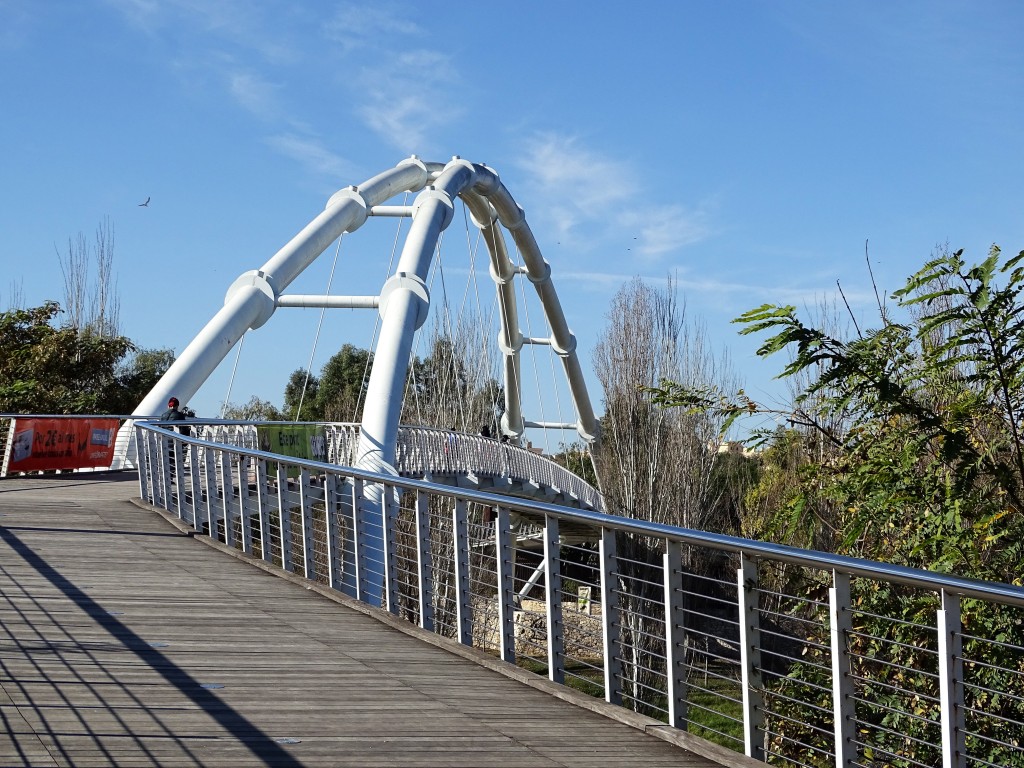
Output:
[136, 157, 600, 475]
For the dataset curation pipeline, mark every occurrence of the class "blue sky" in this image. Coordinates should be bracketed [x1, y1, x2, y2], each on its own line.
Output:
[2, 1, 1023, 443]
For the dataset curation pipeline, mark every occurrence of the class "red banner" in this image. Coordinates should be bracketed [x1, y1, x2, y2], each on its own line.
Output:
[6, 418, 120, 473]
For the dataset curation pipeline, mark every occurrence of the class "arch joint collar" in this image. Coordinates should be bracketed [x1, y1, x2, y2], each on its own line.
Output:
[379, 272, 430, 330]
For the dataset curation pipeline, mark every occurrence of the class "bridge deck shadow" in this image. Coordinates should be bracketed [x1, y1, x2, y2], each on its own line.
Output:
[0, 475, 750, 767]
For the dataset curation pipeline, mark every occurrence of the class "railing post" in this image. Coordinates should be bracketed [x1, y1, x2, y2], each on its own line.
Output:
[238, 456, 253, 555]
[415, 489, 434, 631]
[382, 485, 399, 614]
[324, 474, 342, 591]
[202, 443, 216, 538]
[831, 570, 857, 768]
[158, 433, 172, 508]
[219, 451, 235, 547]
[349, 478, 364, 600]
[600, 527, 622, 706]
[664, 540, 688, 730]
[544, 513, 564, 684]
[938, 589, 966, 768]
[495, 505, 516, 664]
[277, 465, 293, 572]
[453, 498, 472, 646]
[255, 458, 272, 562]
[187, 439, 201, 529]
[738, 553, 765, 761]
[136, 426, 151, 503]
[299, 469, 316, 579]
[171, 440, 185, 516]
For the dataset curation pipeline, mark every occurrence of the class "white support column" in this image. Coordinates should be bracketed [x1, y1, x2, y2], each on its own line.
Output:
[831, 571, 857, 768]
[600, 527, 622, 705]
[355, 161, 475, 608]
[277, 465, 293, 572]
[738, 553, 766, 762]
[495, 505, 516, 664]
[415, 490, 434, 631]
[938, 589, 966, 768]
[664, 540, 689, 730]
[544, 513, 564, 684]
[453, 498, 472, 646]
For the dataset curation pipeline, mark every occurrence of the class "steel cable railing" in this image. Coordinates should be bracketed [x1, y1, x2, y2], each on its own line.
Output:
[136, 421, 1024, 768]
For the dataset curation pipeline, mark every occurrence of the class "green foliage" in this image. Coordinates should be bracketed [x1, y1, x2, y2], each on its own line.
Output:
[283, 368, 320, 421]
[0, 301, 135, 413]
[552, 442, 599, 487]
[316, 344, 372, 422]
[221, 395, 285, 421]
[105, 346, 176, 414]
[738, 247, 1024, 767]
[651, 246, 1024, 766]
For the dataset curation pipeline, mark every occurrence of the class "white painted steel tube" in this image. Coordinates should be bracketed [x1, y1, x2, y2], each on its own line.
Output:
[136, 160, 432, 416]
[275, 295, 379, 309]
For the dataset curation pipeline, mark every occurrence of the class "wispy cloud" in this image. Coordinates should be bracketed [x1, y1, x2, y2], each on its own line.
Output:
[515, 133, 713, 260]
[356, 49, 462, 152]
[264, 134, 354, 180]
[618, 205, 711, 260]
[323, 2, 422, 53]
[227, 70, 281, 119]
[322, 5, 460, 151]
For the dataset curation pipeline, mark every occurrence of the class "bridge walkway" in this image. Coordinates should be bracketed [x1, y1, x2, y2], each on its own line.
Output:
[0, 475, 747, 768]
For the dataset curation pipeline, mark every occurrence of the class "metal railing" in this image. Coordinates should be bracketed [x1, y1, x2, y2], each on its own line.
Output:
[187, 420, 603, 510]
[136, 422, 1024, 768]
[1, 416, 603, 512]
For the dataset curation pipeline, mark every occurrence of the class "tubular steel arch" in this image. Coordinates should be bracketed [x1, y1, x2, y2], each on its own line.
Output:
[136, 157, 600, 479]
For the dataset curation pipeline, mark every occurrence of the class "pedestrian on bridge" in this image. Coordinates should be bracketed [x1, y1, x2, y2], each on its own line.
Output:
[159, 397, 191, 436]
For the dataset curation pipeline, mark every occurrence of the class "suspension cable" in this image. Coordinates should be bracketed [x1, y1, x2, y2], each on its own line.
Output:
[220, 331, 246, 418]
[295, 233, 344, 422]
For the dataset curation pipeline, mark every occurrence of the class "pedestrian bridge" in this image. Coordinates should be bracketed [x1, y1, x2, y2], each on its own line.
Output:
[3, 423, 1024, 767]
[0, 473, 745, 767]
[128, 420, 1024, 768]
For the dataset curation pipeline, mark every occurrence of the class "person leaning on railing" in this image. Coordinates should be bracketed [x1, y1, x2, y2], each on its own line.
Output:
[159, 397, 192, 476]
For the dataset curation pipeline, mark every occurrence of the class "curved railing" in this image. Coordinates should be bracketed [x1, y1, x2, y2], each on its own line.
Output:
[188, 420, 603, 511]
[136, 421, 1024, 768]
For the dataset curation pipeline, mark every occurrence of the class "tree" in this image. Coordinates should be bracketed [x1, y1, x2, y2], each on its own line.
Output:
[221, 395, 285, 421]
[283, 368, 320, 421]
[316, 344, 372, 422]
[103, 347, 176, 414]
[58, 217, 119, 338]
[0, 302, 134, 413]
[402, 319, 503, 433]
[592, 276, 740, 714]
[650, 245, 1024, 766]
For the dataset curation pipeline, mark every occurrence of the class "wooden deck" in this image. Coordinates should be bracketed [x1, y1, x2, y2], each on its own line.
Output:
[0, 474, 754, 767]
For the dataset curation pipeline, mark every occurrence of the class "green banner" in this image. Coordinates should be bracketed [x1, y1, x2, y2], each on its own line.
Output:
[257, 425, 327, 476]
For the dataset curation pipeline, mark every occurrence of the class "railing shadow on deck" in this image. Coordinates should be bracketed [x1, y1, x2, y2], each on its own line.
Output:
[0, 523, 305, 767]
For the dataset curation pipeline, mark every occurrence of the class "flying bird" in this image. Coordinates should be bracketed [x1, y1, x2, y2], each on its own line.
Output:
[139, 197, 150, 207]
